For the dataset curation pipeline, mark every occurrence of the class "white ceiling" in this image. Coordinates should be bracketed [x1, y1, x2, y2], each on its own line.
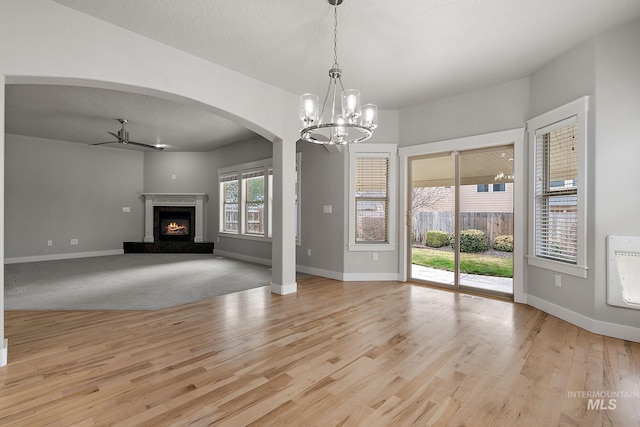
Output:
[7, 0, 640, 151]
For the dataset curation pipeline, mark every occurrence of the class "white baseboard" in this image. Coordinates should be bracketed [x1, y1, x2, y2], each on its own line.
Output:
[527, 294, 640, 343]
[270, 282, 297, 295]
[213, 250, 272, 266]
[295, 264, 399, 282]
[295, 265, 344, 281]
[214, 253, 398, 283]
[342, 272, 401, 281]
[4, 249, 124, 264]
[1, 339, 8, 367]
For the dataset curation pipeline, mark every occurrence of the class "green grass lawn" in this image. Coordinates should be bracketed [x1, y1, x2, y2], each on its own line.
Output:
[412, 247, 513, 278]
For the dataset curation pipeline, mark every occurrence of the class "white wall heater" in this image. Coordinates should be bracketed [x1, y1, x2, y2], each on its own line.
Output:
[607, 235, 640, 310]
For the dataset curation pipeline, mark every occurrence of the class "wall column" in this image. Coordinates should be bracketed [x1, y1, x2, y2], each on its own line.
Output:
[1, 76, 8, 366]
[271, 137, 297, 294]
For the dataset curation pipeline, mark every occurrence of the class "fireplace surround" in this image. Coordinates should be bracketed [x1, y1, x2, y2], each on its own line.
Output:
[141, 193, 206, 243]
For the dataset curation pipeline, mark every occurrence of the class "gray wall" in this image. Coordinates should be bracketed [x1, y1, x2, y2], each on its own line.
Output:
[527, 39, 597, 318]
[593, 19, 640, 327]
[143, 151, 213, 194]
[400, 77, 530, 146]
[296, 142, 346, 274]
[4, 134, 277, 262]
[397, 18, 640, 331]
[5, 134, 144, 258]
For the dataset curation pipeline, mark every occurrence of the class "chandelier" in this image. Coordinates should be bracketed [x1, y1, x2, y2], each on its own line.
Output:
[299, 0, 377, 145]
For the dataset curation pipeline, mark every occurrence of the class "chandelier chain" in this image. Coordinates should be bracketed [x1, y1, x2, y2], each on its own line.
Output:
[333, 4, 338, 67]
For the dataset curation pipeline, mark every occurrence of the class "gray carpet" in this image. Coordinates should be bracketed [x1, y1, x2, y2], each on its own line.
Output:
[4, 253, 284, 310]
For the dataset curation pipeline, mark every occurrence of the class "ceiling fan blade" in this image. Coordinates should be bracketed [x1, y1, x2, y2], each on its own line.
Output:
[107, 131, 120, 140]
[126, 140, 164, 151]
[90, 141, 117, 146]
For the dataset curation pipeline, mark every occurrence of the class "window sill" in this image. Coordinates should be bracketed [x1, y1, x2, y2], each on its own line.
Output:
[527, 255, 588, 278]
[348, 243, 396, 252]
[219, 232, 272, 243]
[218, 232, 301, 246]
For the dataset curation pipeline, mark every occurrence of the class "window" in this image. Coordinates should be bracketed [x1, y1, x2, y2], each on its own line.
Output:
[492, 183, 505, 192]
[477, 183, 504, 193]
[243, 170, 265, 235]
[527, 96, 588, 277]
[348, 144, 397, 251]
[220, 174, 238, 233]
[219, 154, 301, 243]
[355, 157, 389, 243]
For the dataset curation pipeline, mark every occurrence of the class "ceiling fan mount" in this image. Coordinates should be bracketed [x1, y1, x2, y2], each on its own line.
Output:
[91, 118, 164, 151]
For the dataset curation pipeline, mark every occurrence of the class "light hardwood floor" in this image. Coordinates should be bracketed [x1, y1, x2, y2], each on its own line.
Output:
[1, 277, 639, 426]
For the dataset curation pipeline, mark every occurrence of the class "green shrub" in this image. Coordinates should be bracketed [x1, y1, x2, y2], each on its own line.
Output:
[493, 235, 514, 252]
[425, 230, 451, 248]
[451, 229, 489, 253]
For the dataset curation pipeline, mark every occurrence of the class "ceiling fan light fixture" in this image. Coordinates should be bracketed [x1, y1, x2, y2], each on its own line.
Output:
[90, 118, 164, 151]
[299, 0, 377, 145]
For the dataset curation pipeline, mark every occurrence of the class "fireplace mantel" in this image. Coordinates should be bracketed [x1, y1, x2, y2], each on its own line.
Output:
[141, 193, 207, 243]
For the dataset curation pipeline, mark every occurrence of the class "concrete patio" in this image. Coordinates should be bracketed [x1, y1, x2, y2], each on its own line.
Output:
[411, 264, 513, 295]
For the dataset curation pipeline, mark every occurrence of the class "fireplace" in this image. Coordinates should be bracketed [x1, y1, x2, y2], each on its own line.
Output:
[154, 206, 195, 242]
[141, 193, 206, 243]
[125, 193, 213, 253]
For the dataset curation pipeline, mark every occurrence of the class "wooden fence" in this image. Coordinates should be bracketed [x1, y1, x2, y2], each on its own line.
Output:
[412, 212, 513, 247]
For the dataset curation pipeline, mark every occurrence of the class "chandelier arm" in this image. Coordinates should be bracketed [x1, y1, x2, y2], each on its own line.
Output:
[300, 123, 372, 145]
[337, 75, 346, 94]
[330, 77, 341, 143]
[319, 77, 333, 126]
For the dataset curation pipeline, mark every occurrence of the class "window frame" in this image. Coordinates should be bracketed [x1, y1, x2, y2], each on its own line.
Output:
[220, 174, 239, 233]
[527, 96, 589, 278]
[348, 143, 397, 252]
[242, 170, 266, 236]
[476, 184, 489, 193]
[218, 154, 301, 244]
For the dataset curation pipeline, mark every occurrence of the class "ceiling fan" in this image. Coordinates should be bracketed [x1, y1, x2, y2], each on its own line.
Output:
[91, 119, 164, 151]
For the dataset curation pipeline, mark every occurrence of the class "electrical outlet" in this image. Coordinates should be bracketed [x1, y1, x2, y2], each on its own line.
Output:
[307, 249, 311, 256]
[47, 240, 53, 247]
[70, 239, 78, 245]
[122, 207, 131, 213]
[372, 253, 378, 261]
[554, 274, 562, 287]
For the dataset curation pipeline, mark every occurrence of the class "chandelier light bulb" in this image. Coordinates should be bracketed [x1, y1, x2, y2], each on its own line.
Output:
[342, 89, 361, 123]
[299, 93, 319, 127]
[334, 116, 347, 141]
[362, 104, 378, 130]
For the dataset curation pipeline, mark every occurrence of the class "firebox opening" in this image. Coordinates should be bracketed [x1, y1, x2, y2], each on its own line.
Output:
[154, 207, 195, 242]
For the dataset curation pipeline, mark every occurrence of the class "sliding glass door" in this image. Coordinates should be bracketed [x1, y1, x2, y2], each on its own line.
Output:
[409, 153, 456, 287]
[409, 145, 514, 298]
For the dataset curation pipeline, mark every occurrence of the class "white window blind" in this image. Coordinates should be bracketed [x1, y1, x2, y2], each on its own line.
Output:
[535, 119, 578, 264]
[355, 156, 389, 243]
